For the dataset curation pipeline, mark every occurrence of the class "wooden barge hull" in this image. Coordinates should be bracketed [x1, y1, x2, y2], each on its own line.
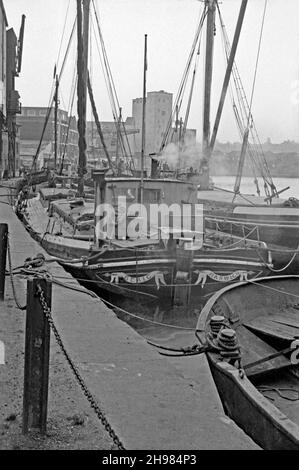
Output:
[208, 358, 299, 450]
[205, 213, 299, 250]
[196, 275, 299, 450]
[198, 190, 299, 249]
[18, 195, 270, 306]
[63, 250, 269, 307]
[21, 215, 270, 307]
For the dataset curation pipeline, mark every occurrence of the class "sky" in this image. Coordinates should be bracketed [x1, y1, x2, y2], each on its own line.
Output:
[4, 0, 299, 143]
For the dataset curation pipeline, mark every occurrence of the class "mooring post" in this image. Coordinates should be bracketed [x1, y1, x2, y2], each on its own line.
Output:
[23, 278, 51, 435]
[0, 223, 8, 300]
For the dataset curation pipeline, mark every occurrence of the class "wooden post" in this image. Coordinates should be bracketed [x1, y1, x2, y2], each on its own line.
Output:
[0, 223, 8, 300]
[23, 278, 51, 434]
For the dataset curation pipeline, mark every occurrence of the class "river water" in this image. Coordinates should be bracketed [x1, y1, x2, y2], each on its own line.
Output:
[211, 176, 299, 199]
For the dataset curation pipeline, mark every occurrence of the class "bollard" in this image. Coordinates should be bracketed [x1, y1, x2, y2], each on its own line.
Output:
[0, 223, 8, 300]
[23, 278, 51, 434]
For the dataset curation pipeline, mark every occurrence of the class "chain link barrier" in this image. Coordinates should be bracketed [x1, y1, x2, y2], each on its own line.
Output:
[36, 282, 125, 450]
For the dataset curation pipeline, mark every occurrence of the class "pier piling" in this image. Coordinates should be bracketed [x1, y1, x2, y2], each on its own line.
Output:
[0, 223, 8, 300]
[23, 278, 51, 434]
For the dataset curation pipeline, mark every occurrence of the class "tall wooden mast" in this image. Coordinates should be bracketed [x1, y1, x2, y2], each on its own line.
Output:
[201, 0, 216, 190]
[54, 74, 59, 170]
[139, 34, 147, 204]
[76, 0, 90, 197]
[210, 0, 248, 153]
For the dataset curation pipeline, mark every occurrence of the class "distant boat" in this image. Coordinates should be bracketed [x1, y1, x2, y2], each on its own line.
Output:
[198, 189, 299, 251]
[196, 275, 299, 450]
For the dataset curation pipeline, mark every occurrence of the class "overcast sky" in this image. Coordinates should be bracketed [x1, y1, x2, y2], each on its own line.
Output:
[4, 0, 299, 143]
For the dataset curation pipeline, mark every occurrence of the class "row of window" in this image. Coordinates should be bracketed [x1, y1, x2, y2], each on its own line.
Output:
[21, 109, 69, 120]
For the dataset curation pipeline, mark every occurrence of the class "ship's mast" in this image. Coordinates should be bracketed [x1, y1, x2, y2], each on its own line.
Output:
[210, 0, 248, 153]
[201, 0, 216, 190]
[54, 74, 59, 170]
[139, 34, 147, 204]
[77, 0, 90, 197]
[201, 0, 248, 190]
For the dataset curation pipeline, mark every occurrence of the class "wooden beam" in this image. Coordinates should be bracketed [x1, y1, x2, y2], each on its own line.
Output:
[0, 223, 8, 300]
[23, 278, 51, 434]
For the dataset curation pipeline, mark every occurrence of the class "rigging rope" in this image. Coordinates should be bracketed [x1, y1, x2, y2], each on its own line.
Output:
[29, 17, 77, 177]
[14, 265, 195, 331]
[91, 0, 134, 171]
[258, 387, 299, 402]
[255, 245, 298, 273]
[60, 72, 77, 174]
[247, 0, 268, 123]
[56, 0, 71, 69]
[216, 2, 276, 198]
[181, 24, 204, 144]
[58, 17, 77, 83]
[160, 5, 207, 152]
[247, 278, 299, 299]
[87, 73, 115, 173]
[217, 5, 262, 175]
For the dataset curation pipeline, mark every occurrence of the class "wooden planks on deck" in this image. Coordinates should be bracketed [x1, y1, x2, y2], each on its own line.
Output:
[244, 311, 299, 342]
[269, 311, 299, 329]
[236, 326, 290, 377]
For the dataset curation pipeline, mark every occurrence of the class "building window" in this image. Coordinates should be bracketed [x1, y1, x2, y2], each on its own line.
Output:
[39, 110, 46, 116]
[27, 110, 36, 117]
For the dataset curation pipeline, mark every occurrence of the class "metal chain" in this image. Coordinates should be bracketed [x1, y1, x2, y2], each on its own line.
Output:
[7, 236, 27, 310]
[36, 283, 125, 450]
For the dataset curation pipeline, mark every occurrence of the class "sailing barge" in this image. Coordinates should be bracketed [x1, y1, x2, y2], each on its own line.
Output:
[196, 275, 299, 450]
[19, 170, 271, 308]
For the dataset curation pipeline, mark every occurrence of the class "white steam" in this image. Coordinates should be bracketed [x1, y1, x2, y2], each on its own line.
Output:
[160, 139, 203, 170]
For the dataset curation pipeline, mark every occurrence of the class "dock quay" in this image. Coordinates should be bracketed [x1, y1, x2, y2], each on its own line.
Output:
[0, 183, 259, 450]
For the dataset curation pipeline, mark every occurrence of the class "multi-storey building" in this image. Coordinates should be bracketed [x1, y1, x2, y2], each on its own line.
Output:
[132, 90, 197, 172]
[86, 118, 138, 168]
[0, 1, 24, 178]
[17, 106, 78, 170]
[132, 90, 172, 160]
[0, 1, 8, 176]
[6, 25, 22, 176]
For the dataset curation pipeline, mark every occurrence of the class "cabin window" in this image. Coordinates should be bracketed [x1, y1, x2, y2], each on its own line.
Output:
[114, 187, 137, 202]
[138, 188, 161, 203]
